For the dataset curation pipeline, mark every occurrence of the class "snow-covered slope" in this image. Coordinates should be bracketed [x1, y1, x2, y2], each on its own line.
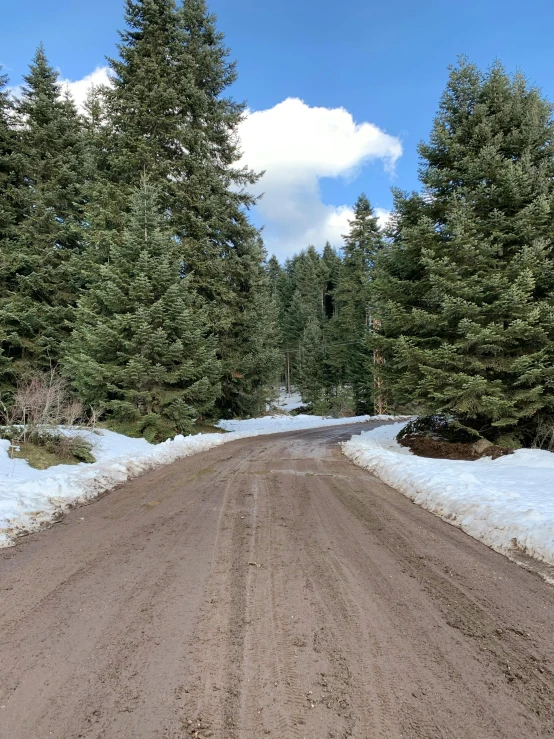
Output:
[0, 413, 407, 547]
[343, 423, 554, 567]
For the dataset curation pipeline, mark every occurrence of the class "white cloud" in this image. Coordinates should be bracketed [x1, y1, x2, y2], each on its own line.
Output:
[238, 98, 401, 257]
[60, 66, 111, 113]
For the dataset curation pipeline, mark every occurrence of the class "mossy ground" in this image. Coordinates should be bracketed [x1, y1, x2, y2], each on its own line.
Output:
[9, 437, 95, 470]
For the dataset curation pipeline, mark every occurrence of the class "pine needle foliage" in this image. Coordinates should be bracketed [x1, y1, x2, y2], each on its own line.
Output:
[373, 59, 554, 444]
[65, 183, 220, 440]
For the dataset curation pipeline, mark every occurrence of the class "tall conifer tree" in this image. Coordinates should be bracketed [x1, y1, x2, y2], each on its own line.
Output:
[0, 46, 86, 387]
[331, 195, 382, 414]
[99, 0, 279, 416]
[373, 60, 554, 443]
[65, 182, 220, 440]
[0, 67, 18, 387]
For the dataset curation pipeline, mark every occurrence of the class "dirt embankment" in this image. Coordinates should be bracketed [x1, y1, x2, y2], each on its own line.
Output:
[399, 433, 513, 460]
[0, 422, 553, 738]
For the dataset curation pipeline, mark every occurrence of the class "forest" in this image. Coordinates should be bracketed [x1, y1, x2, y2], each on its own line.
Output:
[1, 0, 554, 451]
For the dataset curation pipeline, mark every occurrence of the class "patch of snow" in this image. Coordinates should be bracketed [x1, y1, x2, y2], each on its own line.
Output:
[0, 414, 410, 547]
[273, 388, 304, 412]
[342, 423, 554, 567]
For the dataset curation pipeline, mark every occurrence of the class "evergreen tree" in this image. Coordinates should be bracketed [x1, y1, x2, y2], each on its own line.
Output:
[321, 242, 341, 320]
[331, 195, 383, 414]
[266, 255, 282, 296]
[100, 0, 278, 416]
[218, 249, 281, 417]
[293, 246, 327, 322]
[0, 46, 86, 388]
[0, 67, 17, 387]
[373, 60, 554, 444]
[0, 67, 17, 244]
[297, 316, 326, 409]
[65, 183, 220, 440]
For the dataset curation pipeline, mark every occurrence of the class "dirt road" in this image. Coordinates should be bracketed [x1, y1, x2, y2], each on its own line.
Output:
[1, 423, 553, 739]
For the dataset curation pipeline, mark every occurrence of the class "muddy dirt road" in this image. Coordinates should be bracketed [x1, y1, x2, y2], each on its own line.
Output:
[1, 423, 553, 739]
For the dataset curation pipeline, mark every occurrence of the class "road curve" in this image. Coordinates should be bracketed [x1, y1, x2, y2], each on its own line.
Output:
[0, 422, 553, 739]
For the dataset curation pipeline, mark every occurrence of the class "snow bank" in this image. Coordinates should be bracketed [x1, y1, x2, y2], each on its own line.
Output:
[0, 413, 408, 547]
[342, 423, 554, 567]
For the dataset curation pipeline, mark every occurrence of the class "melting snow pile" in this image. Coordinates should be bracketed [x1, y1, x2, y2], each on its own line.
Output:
[342, 422, 554, 567]
[0, 412, 409, 547]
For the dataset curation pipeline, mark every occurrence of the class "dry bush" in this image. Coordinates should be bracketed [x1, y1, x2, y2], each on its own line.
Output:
[533, 417, 554, 452]
[1, 371, 86, 441]
[0, 372, 95, 466]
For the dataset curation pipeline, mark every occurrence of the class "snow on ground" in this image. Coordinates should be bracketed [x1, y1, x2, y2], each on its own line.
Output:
[0, 413, 409, 547]
[342, 422, 554, 568]
[272, 388, 304, 412]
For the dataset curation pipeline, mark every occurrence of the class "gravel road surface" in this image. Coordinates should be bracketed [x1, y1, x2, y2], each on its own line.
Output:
[1, 422, 553, 738]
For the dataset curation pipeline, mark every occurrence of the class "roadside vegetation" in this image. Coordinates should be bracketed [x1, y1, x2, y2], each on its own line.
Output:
[1, 0, 553, 460]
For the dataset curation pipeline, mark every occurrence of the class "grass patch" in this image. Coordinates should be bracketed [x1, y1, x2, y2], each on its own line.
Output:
[189, 423, 227, 435]
[98, 418, 145, 438]
[9, 434, 95, 470]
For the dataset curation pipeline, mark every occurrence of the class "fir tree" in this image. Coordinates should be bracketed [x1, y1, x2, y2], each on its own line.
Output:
[373, 60, 554, 444]
[0, 67, 17, 244]
[100, 0, 278, 416]
[218, 248, 282, 417]
[65, 182, 220, 440]
[297, 316, 326, 409]
[0, 67, 17, 387]
[293, 246, 327, 322]
[282, 288, 312, 386]
[0, 46, 86, 388]
[321, 242, 341, 320]
[332, 195, 383, 414]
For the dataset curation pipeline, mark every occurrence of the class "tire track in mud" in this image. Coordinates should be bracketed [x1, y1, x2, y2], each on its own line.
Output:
[273, 464, 402, 739]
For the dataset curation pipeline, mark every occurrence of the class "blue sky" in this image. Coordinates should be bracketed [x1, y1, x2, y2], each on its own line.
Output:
[3, 0, 554, 257]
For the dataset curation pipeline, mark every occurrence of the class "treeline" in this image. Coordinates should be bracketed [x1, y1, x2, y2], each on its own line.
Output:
[279, 59, 554, 447]
[2, 2, 554, 450]
[269, 196, 382, 417]
[0, 0, 281, 440]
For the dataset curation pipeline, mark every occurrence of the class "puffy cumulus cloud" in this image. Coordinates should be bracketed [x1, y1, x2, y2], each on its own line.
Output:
[60, 66, 112, 112]
[237, 98, 401, 257]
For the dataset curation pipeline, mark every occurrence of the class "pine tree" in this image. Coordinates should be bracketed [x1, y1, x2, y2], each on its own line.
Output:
[0, 67, 17, 387]
[293, 246, 327, 322]
[100, 0, 278, 416]
[297, 316, 326, 409]
[373, 60, 554, 444]
[0, 67, 17, 244]
[331, 195, 383, 414]
[218, 248, 281, 417]
[321, 242, 341, 320]
[65, 182, 220, 440]
[0, 46, 86, 388]
[176, 0, 279, 414]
